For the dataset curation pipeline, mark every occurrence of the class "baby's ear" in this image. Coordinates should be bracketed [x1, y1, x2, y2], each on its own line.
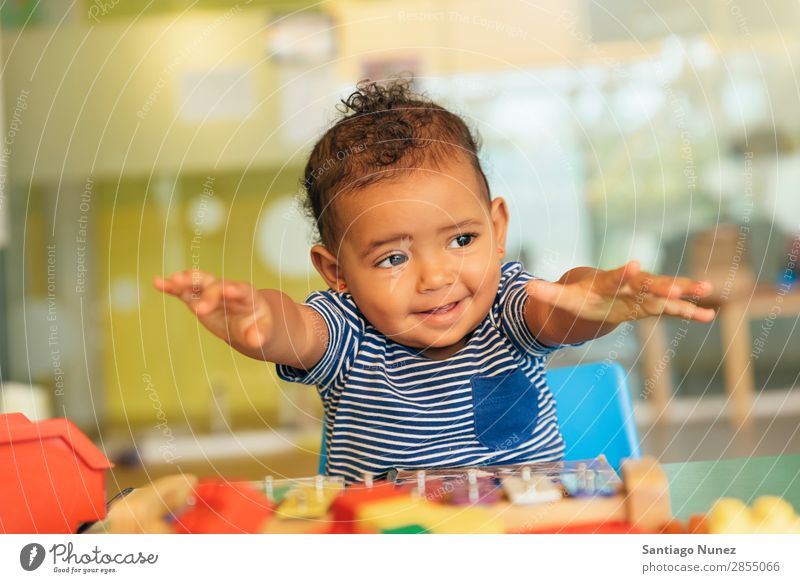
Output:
[490, 197, 509, 249]
[310, 244, 345, 290]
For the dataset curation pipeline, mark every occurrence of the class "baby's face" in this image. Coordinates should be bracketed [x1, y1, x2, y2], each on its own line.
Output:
[316, 156, 509, 359]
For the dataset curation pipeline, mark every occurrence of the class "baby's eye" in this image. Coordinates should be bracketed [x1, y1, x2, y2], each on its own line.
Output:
[448, 233, 477, 249]
[376, 254, 408, 268]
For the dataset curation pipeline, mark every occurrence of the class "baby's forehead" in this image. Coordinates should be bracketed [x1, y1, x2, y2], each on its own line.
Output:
[340, 183, 489, 224]
[342, 163, 488, 208]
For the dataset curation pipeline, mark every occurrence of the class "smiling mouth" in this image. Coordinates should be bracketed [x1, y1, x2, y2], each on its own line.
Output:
[416, 300, 461, 315]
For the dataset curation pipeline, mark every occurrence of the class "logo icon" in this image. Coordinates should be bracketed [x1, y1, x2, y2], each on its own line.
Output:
[20, 543, 46, 571]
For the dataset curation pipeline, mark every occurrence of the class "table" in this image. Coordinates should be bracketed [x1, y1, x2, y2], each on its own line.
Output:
[663, 454, 800, 520]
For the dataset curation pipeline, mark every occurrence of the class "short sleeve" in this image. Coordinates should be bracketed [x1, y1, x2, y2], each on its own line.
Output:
[275, 290, 362, 396]
[496, 262, 584, 357]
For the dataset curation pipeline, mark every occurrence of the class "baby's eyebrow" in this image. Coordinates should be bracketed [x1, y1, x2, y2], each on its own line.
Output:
[361, 218, 482, 258]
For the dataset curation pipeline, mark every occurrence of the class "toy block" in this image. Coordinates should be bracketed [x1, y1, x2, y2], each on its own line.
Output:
[331, 480, 413, 525]
[355, 495, 503, 534]
[172, 479, 274, 534]
[750, 496, 800, 533]
[99, 474, 198, 534]
[354, 495, 431, 532]
[707, 496, 800, 534]
[422, 504, 504, 534]
[277, 475, 344, 519]
[620, 456, 671, 531]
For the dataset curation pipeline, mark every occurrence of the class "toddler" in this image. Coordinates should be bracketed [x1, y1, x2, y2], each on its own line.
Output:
[155, 79, 715, 483]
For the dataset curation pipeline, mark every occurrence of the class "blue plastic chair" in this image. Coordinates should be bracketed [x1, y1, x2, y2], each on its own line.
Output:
[317, 361, 640, 475]
[546, 362, 641, 472]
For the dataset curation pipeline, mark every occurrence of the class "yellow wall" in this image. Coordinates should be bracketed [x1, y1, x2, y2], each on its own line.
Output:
[1, 12, 292, 181]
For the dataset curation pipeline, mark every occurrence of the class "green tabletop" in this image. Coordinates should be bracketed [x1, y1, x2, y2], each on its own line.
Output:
[663, 455, 800, 519]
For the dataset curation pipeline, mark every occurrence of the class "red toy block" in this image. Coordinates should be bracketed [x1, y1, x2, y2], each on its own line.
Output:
[329, 481, 414, 533]
[172, 479, 275, 534]
[0, 413, 113, 534]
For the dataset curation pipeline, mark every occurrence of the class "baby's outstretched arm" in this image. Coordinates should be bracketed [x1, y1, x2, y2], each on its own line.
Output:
[523, 261, 716, 346]
[153, 270, 327, 368]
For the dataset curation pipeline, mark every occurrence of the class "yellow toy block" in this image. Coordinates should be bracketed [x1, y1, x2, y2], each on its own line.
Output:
[278, 477, 344, 519]
[423, 505, 503, 534]
[751, 496, 800, 533]
[707, 496, 800, 534]
[356, 495, 503, 534]
[355, 496, 431, 532]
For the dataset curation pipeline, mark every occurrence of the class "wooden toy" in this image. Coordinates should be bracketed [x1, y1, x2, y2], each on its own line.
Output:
[91, 474, 199, 534]
[0, 413, 113, 534]
[86, 456, 676, 534]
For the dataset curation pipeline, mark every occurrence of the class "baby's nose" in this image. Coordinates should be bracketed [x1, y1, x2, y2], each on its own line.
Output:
[416, 259, 455, 293]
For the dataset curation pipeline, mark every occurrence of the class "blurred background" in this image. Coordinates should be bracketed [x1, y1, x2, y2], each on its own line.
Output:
[0, 0, 798, 490]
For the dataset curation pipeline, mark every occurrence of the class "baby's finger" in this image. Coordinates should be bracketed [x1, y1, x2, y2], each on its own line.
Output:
[645, 296, 716, 322]
[173, 269, 215, 291]
[221, 281, 253, 301]
[626, 273, 680, 298]
[194, 280, 225, 315]
[597, 260, 641, 295]
[156, 269, 213, 299]
[631, 274, 713, 299]
[153, 275, 177, 295]
[219, 282, 267, 316]
[680, 278, 714, 298]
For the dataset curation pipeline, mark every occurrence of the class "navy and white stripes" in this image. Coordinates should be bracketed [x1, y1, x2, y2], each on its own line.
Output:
[276, 261, 569, 483]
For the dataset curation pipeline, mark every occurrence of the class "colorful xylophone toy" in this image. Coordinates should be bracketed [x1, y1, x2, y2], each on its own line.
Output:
[92, 455, 679, 534]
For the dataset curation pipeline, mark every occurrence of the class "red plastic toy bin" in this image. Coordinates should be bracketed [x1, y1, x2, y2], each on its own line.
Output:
[0, 412, 113, 533]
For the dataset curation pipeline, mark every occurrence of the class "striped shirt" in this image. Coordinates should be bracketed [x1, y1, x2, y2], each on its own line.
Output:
[276, 261, 569, 483]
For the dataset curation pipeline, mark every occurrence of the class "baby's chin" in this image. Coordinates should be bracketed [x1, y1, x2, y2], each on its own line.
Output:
[391, 325, 472, 351]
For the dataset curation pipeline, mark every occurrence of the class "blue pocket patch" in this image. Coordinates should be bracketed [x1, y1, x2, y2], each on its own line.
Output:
[470, 368, 540, 451]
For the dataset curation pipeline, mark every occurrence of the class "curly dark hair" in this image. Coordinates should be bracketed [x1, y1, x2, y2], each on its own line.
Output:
[302, 76, 490, 250]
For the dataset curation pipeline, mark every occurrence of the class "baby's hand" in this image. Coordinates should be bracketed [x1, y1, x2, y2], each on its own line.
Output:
[526, 261, 716, 325]
[154, 270, 273, 349]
